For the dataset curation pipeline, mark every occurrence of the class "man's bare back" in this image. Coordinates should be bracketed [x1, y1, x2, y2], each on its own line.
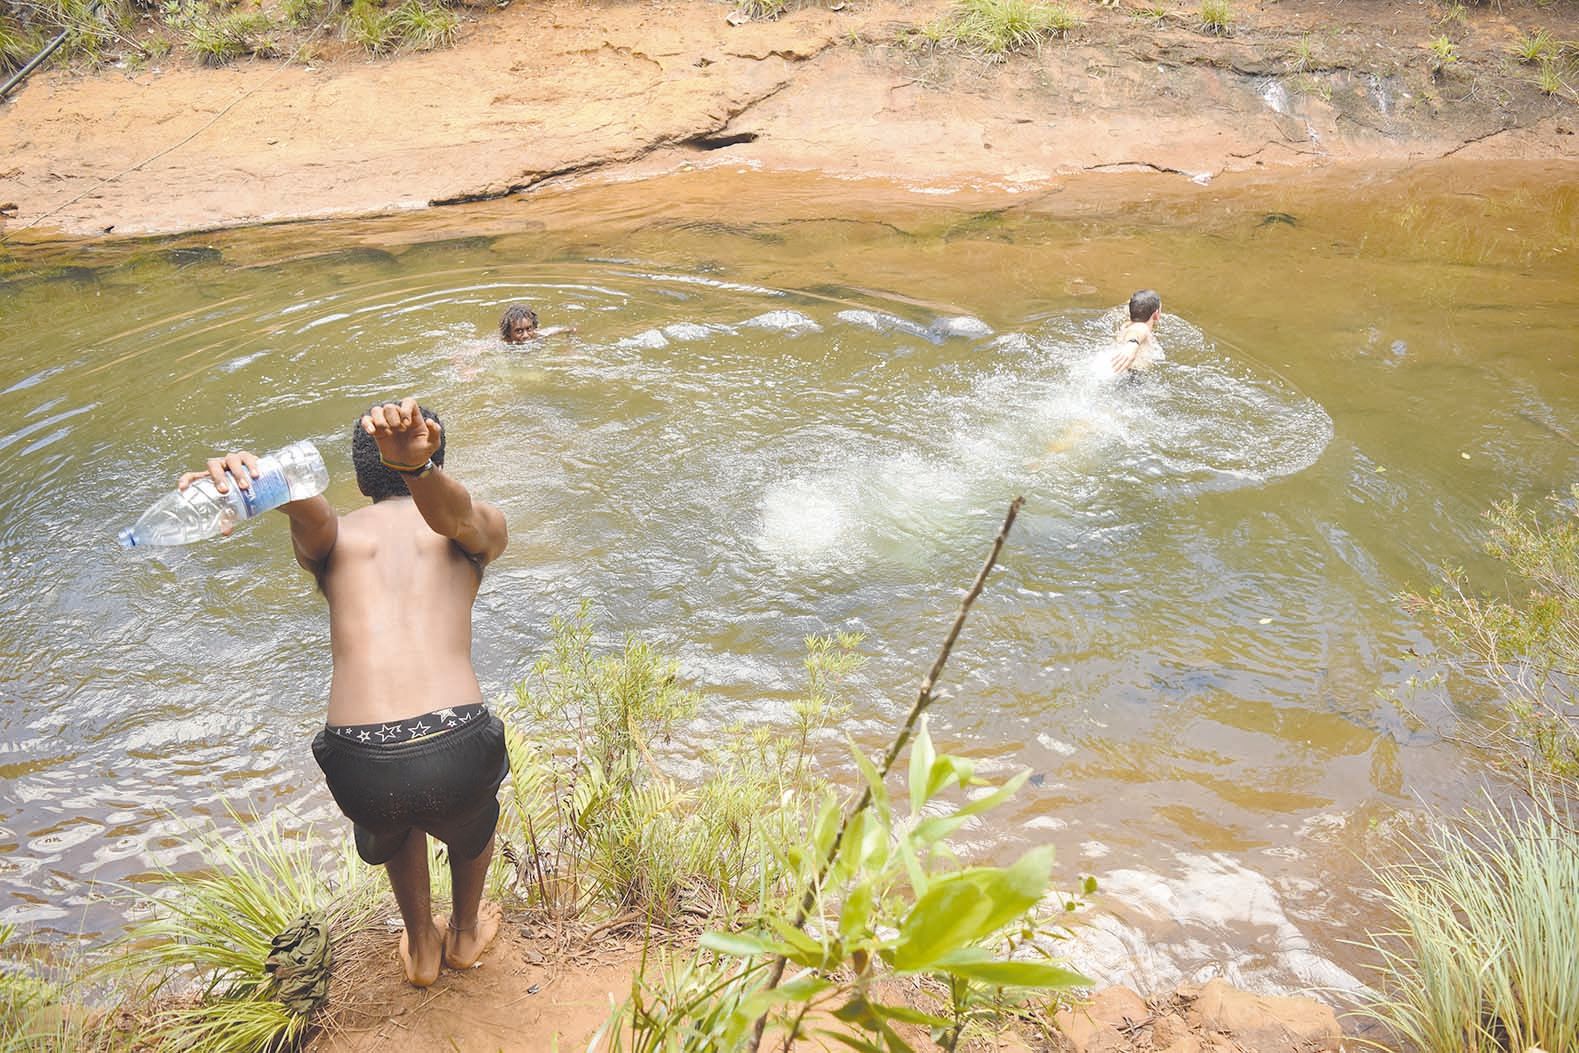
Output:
[320, 500, 486, 727]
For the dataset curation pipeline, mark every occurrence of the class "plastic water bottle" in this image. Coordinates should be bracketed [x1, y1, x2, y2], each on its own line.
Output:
[117, 441, 329, 548]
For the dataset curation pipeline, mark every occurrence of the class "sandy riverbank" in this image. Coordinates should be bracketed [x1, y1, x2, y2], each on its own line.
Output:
[1, 0, 1576, 241]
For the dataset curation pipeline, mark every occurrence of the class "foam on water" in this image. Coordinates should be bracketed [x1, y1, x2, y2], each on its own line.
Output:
[755, 309, 1333, 569]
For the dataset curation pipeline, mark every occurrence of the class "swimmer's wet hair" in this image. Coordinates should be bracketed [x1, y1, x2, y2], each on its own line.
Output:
[499, 303, 539, 340]
[352, 405, 447, 503]
[1129, 289, 1161, 322]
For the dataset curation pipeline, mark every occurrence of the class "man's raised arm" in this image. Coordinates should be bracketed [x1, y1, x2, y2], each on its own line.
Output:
[360, 398, 508, 566]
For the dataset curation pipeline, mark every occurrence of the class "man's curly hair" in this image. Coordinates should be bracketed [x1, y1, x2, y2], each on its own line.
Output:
[499, 303, 539, 341]
[352, 405, 446, 502]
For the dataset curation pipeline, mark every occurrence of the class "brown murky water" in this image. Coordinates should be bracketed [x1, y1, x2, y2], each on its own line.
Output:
[1, 162, 1575, 995]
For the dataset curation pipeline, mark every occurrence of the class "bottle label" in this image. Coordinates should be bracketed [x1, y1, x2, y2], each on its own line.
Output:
[240, 463, 290, 518]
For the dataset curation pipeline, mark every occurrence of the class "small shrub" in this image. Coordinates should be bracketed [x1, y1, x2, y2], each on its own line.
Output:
[1514, 27, 1557, 63]
[1351, 789, 1579, 1053]
[186, 9, 271, 64]
[1427, 34, 1459, 73]
[278, 0, 329, 28]
[1437, 1, 1466, 28]
[1403, 490, 1579, 782]
[1198, 0, 1232, 36]
[1133, 4, 1168, 24]
[493, 604, 863, 927]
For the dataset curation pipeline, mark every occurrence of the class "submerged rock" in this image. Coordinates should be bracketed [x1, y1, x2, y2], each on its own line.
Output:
[741, 310, 821, 334]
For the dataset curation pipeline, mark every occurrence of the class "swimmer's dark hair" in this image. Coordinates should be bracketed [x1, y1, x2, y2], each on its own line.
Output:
[499, 303, 539, 341]
[1128, 289, 1162, 322]
[352, 405, 447, 503]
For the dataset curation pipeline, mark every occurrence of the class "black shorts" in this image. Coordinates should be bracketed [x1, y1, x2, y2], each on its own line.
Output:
[311, 711, 509, 866]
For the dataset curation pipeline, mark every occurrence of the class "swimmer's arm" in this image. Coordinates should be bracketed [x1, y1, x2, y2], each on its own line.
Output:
[536, 325, 576, 338]
[280, 496, 339, 575]
[1109, 335, 1144, 373]
[405, 468, 509, 566]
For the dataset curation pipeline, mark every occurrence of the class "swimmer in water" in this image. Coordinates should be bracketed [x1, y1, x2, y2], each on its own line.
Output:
[499, 302, 575, 344]
[1102, 289, 1163, 376]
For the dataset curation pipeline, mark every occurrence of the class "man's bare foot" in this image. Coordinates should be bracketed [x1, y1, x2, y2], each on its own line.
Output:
[443, 902, 502, 969]
[398, 915, 446, 987]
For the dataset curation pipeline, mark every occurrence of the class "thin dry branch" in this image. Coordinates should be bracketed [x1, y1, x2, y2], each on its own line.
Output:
[746, 495, 1024, 1051]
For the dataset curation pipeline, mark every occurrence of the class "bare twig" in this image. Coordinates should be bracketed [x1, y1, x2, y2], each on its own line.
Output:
[746, 496, 1024, 1051]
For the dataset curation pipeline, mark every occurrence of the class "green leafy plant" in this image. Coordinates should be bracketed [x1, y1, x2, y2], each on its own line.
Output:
[1402, 490, 1579, 781]
[1133, 4, 1168, 24]
[1350, 787, 1579, 1053]
[1198, 0, 1232, 35]
[603, 499, 1090, 1052]
[493, 603, 860, 928]
[608, 717, 1093, 1052]
[1427, 34, 1459, 74]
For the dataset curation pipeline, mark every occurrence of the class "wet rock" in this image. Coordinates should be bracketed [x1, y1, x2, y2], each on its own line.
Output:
[1051, 981, 1344, 1053]
[1053, 986, 1150, 1052]
[1179, 979, 1343, 1051]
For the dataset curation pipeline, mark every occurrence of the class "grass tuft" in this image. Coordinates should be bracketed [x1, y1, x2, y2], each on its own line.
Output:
[1514, 27, 1557, 63]
[345, 0, 456, 54]
[1351, 788, 1579, 1053]
[943, 0, 1082, 58]
[0, 17, 41, 72]
[1198, 0, 1232, 36]
[108, 808, 381, 1053]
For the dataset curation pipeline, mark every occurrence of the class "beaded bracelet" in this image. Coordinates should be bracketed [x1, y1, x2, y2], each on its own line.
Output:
[380, 456, 436, 478]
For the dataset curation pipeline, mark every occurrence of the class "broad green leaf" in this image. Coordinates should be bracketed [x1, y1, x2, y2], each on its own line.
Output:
[891, 877, 988, 971]
[766, 916, 835, 968]
[832, 994, 882, 1028]
[908, 717, 935, 814]
[933, 954, 1093, 990]
[839, 881, 874, 940]
[817, 1030, 886, 1053]
[892, 848, 1055, 970]
[737, 973, 833, 1019]
[868, 1001, 953, 1028]
[698, 930, 788, 959]
[896, 836, 927, 899]
[966, 846, 1055, 939]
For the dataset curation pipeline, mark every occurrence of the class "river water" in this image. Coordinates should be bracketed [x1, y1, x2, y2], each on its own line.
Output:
[1, 162, 1575, 996]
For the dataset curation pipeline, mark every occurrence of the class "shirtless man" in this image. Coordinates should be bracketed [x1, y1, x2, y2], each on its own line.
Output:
[181, 398, 509, 986]
[1105, 289, 1164, 376]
